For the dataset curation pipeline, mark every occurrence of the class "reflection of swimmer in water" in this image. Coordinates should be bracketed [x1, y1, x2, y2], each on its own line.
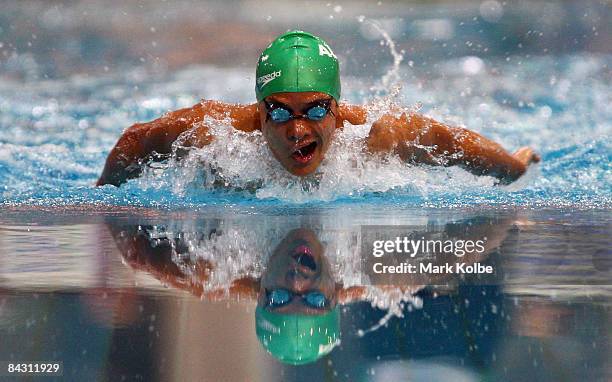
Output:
[109, 216, 516, 364]
[255, 228, 341, 365]
[112, 226, 345, 364]
[97, 30, 540, 187]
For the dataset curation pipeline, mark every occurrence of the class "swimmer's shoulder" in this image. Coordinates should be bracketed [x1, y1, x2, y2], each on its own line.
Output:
[159, 99, 259, 132]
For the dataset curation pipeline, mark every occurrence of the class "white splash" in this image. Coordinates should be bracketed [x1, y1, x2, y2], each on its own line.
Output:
[133, 113, 495, 203]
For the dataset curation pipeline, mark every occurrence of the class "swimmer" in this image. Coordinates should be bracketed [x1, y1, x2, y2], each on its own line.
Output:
[96, 30, 540, 187]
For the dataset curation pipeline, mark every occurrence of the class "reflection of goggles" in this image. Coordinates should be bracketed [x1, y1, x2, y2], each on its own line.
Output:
[264, 99, 332, 123]
[265, 288, 329, 309]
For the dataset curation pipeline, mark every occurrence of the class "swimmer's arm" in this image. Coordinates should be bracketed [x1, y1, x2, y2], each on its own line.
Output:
[109, 224, 260, 300]
[96, 101, 260, 186]
[367, 113, 540, 183]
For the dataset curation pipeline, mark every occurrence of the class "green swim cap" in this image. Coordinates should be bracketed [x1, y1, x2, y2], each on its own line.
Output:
[255, 306, 341, 365]
[255, 30, 341, 102]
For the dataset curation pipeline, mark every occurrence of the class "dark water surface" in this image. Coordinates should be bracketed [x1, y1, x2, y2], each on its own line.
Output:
[0, 207, 609, 381]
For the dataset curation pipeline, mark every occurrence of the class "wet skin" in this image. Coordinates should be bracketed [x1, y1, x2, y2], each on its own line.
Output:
[258, 228, 337, 315]
[258, 92, 339, 177]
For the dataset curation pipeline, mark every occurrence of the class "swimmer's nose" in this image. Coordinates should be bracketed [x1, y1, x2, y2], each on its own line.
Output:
[285, 269, 313, 293]
[286, 119, 311, 143]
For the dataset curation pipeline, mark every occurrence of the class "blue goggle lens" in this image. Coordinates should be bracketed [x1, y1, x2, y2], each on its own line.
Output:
[306, 106, 327, 121]
[269, 289, 291, 307]
[304, 291, 327, 308]
[270, 108, 291, 123]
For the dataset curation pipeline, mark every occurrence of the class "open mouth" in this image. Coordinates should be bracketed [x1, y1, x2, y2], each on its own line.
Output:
[292, 244, 317, 271]
[291, 141, 318, 164]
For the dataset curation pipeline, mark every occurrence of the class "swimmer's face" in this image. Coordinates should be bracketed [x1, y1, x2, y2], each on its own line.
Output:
[259, 228, 337, 314]
[259, 92, 339, 176]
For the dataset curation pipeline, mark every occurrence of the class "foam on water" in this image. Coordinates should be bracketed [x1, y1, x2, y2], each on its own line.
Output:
[131, 112, 500, 204]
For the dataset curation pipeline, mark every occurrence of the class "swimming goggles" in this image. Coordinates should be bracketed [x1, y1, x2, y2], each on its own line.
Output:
[265, 288, 329, 309]
[264, 99, 333, 123]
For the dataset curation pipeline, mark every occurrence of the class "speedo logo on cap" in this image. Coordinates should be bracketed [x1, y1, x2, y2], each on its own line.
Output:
[257, 70, 282, 89]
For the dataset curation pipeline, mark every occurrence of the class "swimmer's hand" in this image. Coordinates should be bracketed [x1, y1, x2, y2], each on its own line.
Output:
[513, 146, 541, 167]
[337, 104, 367, 127]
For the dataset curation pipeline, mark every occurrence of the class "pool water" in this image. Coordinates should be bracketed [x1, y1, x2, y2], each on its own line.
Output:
[0, 49, 610, 208]
[0, 207, 610, 381]
[0, 0, 610, 380]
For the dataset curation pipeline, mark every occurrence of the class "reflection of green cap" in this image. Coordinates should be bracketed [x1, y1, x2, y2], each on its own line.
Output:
[255, 306, 341, 365]
[255, 30, 341, 102]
